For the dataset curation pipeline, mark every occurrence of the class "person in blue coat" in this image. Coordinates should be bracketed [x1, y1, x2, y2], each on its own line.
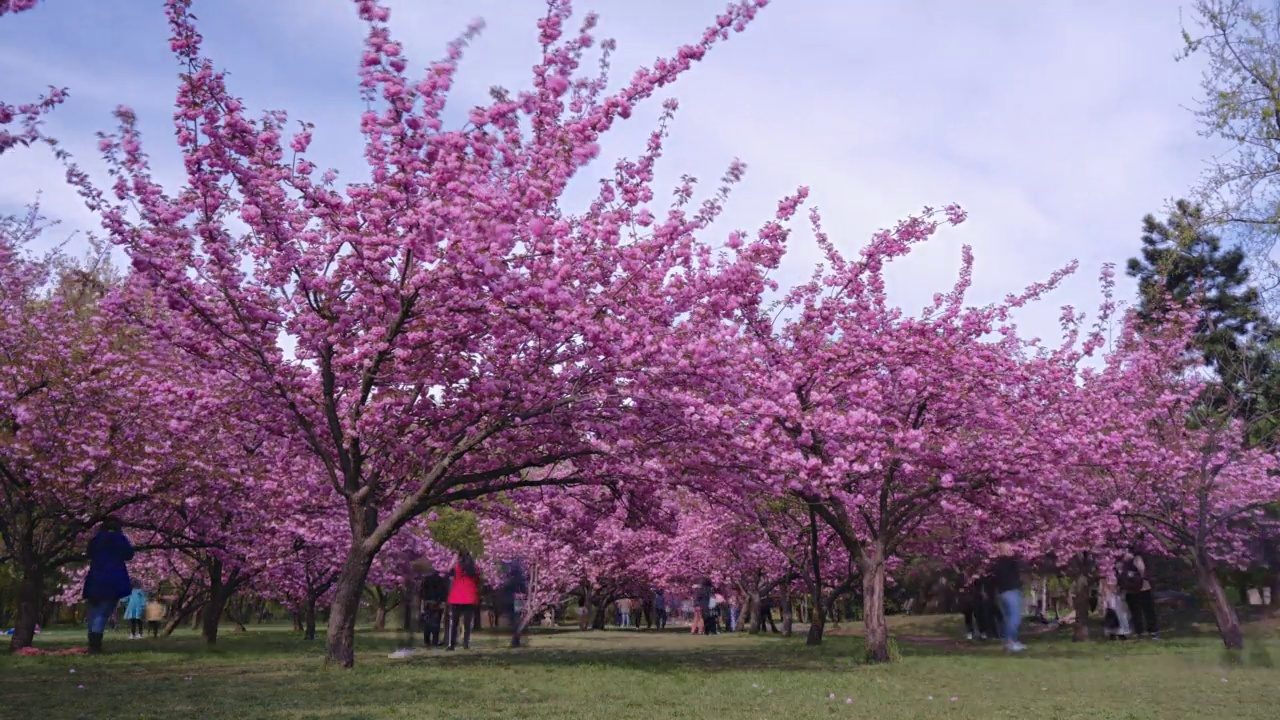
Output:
[82, 518, 134, 654]
[123, 584, 148, 640]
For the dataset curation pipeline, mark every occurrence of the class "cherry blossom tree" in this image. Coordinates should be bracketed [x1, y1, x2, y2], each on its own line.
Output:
[1, 1, 65, 157]
[0, 208, 234, 651]
[720, 205, 1107, 662]
[1082, 310, 1280, 649]
[75, 0, 788, 667]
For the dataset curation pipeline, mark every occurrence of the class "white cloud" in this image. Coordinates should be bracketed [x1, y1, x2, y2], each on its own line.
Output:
[0, 0, 1220, 345]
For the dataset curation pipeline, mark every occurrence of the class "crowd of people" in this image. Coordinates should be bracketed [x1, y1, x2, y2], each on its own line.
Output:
[956, 548, 1160, 652]
[74, 518, 1165, 656]
[391, 551, 528, 658]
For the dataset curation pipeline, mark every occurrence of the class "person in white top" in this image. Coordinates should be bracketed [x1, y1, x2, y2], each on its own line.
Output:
[1100, 577, 1131, 640]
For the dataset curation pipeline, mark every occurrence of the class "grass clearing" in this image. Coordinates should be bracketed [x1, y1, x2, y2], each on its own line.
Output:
[2, 615, 1278, 719]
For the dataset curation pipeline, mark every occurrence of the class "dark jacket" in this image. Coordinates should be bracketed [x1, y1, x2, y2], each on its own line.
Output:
[420, 572, 449, 604]
[992, 556, 1022, 595]
[499, 560, 527, 600]
[82, 530, 134, 602]
[694, 585, 712, 611]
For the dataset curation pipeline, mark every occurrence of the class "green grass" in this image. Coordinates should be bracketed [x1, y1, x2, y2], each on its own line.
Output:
[2, 615, 1278, 720]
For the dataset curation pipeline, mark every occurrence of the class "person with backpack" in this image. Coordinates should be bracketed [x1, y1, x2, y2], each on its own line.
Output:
[1117, 552, 1159, 639]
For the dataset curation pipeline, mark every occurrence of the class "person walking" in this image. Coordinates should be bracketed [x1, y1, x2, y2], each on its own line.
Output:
[992, 547, 1025, 652]
[420, 569, 448, 648]
[706, 590, 721, 635]
[958, 577, 980, 641]
[446, 552, 481, 651]
[1118, 551, 1159, 639]
[1101, 575, 1132, 640]
[653, 589, 667, 630]
[82, 518, 135, 654]
[758, 594, 779, 633]
[498, 559, 527, 648]
[123, 584, 147, 640]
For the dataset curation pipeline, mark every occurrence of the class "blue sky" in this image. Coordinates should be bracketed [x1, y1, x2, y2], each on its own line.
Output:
[0, 0, 1216, 346]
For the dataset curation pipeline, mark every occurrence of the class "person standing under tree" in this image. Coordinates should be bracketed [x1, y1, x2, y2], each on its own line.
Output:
[144, 596, 165, 639]
[420, 569, 448, 648]
[446, 552, 481, 651]
[1118, 551, 1159, 640]
[992, 546, 1025, 652]
[123, 583, 147, 640]
[498, 559, 528, 648]
[653, 589, 667, 630]
[81, 519, 134, 654]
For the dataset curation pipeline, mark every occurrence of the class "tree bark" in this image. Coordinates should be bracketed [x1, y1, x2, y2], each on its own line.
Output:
[1194, 556, 1244, 650]
[861, 541, 890, 663]
[201, 559, 242, 646]
[1071, 570, 1091, 642]
[324, 542, 377, 668]
[747, 591, 762, 634]
[804, 505, 825, 646]
[202, 582, 235, 646]
[805, 597, 825, 645]
[304, 596, 319, 642]
[7, 564, 44, 651]
[781, 583, 794, 637]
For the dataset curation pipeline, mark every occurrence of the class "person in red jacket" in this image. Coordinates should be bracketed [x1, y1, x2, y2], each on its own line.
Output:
[446, 551, 481, 650]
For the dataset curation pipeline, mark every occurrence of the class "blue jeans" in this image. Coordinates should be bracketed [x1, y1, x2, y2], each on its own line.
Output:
[998, 590, 1022, 644]
[86, 599, 118, 634]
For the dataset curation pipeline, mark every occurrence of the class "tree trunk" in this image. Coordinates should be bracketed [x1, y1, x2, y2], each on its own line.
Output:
[373, 605, 388, 632]
[324, 542, 377, 668]
[805, 598, 825, 645]
[1071, 569, 1091, 642]
[202, 559, 241, 646]
[304, 597, 318, 642]
[804, 505, 825, 646]
[202, 595, 229, 645]
[748, 591, 762, 634]
[1193, 556, 1244, 650]
[861, 541, 890, 663]
[7, 564, 44, 651]
[781, 583, 794, 637]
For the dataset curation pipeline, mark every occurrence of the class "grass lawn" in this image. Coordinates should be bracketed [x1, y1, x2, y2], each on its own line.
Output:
[2, 614, 1278, 720]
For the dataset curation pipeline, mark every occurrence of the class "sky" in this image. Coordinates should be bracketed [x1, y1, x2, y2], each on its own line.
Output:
[0, 0, 1218, 348]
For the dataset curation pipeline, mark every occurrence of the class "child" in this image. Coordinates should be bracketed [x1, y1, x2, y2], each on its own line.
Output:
[145, 597, 166, 638]
[123, 584, 147, 640]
